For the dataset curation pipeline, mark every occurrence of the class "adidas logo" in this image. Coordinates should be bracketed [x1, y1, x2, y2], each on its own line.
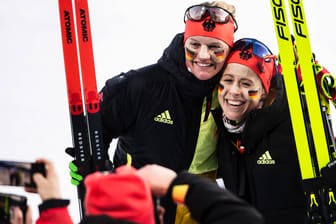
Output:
[257, 150, 275, 165]
[154, 110, 173, 125]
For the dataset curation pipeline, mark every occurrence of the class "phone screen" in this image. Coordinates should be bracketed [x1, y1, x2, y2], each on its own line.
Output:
[0, 160, 45, 188]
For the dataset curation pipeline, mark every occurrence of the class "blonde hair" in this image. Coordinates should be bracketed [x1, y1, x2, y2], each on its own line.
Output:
[200, 1, 236, 18]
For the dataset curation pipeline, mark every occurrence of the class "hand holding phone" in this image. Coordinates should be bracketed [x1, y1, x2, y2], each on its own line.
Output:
[28, 158, 62, 201]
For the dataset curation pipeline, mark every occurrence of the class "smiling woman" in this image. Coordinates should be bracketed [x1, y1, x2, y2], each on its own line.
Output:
[218, 38, 277, 123]
[214, 37, 336, 224]
[0, 0, 335, 223]
[184, 36, 230, 80]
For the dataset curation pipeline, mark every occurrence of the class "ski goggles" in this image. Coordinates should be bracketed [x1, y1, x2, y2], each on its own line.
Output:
[228, 38, 279, 92]
[232, 38, 277, 62]
[184, 5, 238, 31]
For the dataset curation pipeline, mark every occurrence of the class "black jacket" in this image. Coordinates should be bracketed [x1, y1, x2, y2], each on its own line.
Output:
[99, 33, 221, 223]
[170, 171, 264, 224]
[212, 76, 307, 224]
[100, 32, 220, 171]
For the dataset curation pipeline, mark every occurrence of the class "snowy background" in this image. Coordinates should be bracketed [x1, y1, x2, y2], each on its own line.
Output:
[0, 0, 335, 222]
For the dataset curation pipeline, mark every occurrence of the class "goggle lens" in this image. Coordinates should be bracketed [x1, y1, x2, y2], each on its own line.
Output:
[184, 5, 238, 31]
[232, 38, 276, 62]
[231, 38, 279, 79]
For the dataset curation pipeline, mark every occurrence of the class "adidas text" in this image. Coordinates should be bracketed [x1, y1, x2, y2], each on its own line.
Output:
[154, 117, 173, 125]
[257, 160, 275, 165]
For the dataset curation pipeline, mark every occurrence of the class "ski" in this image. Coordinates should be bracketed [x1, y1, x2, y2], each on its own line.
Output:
[72, 0, 108, 172]
[58, 0, 109, 217]
[270, 0, 336, 223]
[287, 0, 330, 169]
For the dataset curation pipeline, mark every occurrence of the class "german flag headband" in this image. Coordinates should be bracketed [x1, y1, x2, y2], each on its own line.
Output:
[226, 38, 278, 93]
[183, 5, 237, 47]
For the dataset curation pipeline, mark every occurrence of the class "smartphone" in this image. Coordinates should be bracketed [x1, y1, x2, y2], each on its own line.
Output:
[0, 160, 46, 188]
[0, 192, 27, 224]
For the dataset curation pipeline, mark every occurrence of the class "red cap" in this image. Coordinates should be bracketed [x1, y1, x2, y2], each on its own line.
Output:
[226, 49, 276, 93]
[184, 15, 235, 47]
[84, 166, 155, 224]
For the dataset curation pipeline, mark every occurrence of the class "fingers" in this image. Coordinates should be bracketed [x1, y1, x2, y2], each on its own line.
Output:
[10, 206, 33, 224]
[10, 206, 23, 224]
[69, 161, 83, 186]
[24, 161, 47, 194]
[24, 172, 45, 193]
[26, 158, 61, 201]
[35, 158, 56, 176]
[25, 206, 33, 224]
[35, 158, 59, 183]
[138, 164, 177, 196]
[33, 172, 45, 185]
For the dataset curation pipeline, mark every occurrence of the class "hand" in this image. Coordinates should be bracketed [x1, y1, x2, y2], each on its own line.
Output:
[66, 147, 86, 186]
[10, 206, 32, 224]
[68, 159, 114, 186]
[315, 64, 336, 100]
[320, 73, 336, 100]
[69, 160, 83, 186]
[26, 158, 62, 201]
[137, 164, 177, 196]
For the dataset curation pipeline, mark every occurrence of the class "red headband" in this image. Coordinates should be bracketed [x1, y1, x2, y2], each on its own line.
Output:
[184, 16, 235, 47]
[226, 50, 275, 93]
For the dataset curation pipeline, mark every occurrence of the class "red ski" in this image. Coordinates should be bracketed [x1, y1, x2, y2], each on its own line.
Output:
[58, 0, 109, 217]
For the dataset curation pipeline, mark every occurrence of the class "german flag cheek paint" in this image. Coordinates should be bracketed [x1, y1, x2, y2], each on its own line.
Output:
[185, 47, 196, 61]
[218, 83, 224, 95]
[248, 89, 259, 100]
[214, 50, 225, 62]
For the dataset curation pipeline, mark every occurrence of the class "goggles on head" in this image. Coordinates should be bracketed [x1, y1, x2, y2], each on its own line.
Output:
[232, 38, 279, 75]
[184, 5, 238, 32]
[232, 38, 276, 61]
[227, 38, 280, 93]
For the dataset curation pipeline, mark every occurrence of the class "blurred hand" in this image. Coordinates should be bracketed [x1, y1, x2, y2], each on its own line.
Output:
[27, 158, 61, 201]
[10, 206, 32, 224]
[137, 164, 177, 196]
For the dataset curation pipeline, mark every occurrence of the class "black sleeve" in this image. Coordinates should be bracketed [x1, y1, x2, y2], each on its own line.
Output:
[38, 199, 70, 213]
[99, 71, 139, 151]
[168, 171, 264, 224]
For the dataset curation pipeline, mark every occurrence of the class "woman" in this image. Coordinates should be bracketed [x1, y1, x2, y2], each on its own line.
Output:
[92, 2, 238, 223]
[213, 38, 307, 224]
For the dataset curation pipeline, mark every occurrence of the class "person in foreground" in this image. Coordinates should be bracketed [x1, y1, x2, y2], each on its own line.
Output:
[69, 1, 238, 222]
[32, 158, 263, 224]
[212, 38, 307, 223]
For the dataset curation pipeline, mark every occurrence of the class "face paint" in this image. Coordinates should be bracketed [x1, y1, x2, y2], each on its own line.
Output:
[186, 46, 226, 64]
[218, 83, 224, 95]
[213, 50, 225, 62]
[248, 89, 259, 100]
[185, 47, 196, 61]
